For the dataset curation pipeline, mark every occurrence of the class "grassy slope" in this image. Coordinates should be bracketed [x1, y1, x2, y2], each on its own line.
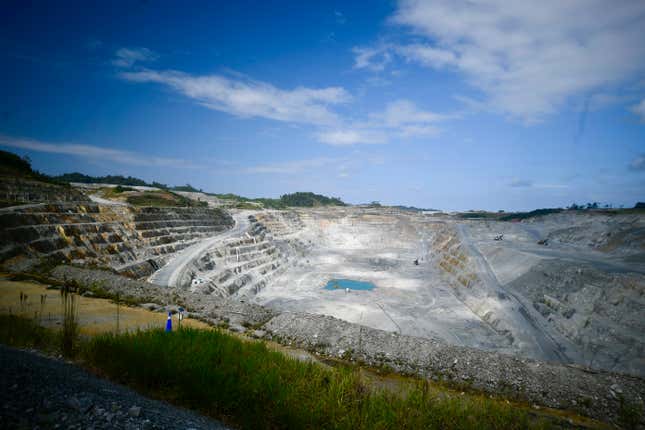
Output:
[96, 188, 207, 207]
[0, 314, 547, 430]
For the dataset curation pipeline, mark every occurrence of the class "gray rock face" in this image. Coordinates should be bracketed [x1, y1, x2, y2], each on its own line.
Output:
[506, 259, 645, 376]
[264, 311, 645, 426]
[0, 176, 90, 205]
[0, 203, 234, 276]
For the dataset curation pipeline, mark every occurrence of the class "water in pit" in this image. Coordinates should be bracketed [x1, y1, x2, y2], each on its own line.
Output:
[324, 279, 375, 291]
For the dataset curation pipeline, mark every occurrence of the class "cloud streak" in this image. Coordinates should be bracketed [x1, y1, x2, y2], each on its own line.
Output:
[115, 48, 455, 145]
[0, 135, 198, 168]
[317, 99, 449, 145]
[120, 69, 351, 127]
[112, 47, 158, 68]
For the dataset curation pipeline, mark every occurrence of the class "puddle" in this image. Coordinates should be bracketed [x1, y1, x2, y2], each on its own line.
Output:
[324, 278, 375, 291]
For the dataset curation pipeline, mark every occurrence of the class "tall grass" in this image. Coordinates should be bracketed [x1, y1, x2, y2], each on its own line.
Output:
[60, 283, 79, 357]
[0, 315, 56, 351]
[83, 328, 547, 430]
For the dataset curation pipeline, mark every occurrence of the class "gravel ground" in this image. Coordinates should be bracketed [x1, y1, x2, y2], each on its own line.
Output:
[0, 345, 230, 430]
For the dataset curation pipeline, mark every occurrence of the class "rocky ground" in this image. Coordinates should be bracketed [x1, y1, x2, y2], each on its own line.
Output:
[20, 264, 645, 426]
[0, 345, 228, 430]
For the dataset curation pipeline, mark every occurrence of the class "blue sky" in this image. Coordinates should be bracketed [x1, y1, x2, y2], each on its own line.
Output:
[1, 0, 644, 211]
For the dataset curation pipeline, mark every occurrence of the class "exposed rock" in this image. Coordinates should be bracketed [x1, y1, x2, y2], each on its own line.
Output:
[128, 405, 141, 417]
[0, 203, 234, 277]
[252, 329, 266, 338]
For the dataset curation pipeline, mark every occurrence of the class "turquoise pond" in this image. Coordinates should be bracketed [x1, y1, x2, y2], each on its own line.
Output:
[324, 279, 376, 291]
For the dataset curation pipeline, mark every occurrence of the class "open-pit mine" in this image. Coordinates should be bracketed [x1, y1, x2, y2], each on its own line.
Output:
[1, 173, 644, 426]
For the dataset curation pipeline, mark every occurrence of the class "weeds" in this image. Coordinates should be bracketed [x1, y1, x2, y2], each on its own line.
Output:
[83, 328, 546, 430]
[0, 315, 57, 352]
[618, 395, 642, 430]
[60, 282, 79, 357]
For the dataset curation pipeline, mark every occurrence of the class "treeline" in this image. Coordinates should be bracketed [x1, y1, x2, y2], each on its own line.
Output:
[0, 150, 68, 186]
[499, 208, 563, 221]
[280, 192, 345, 207]
[51, 172, 170, 189]
[211, 191, 345, 209]
[51, 172, 205, 194]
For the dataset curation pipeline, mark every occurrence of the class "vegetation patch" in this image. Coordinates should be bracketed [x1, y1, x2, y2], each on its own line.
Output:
[0, 150, 69, 186]
[0, 314, 58, 352]
[212, 191, 345, 209]
[126, 191, 206, 207]
[458, 211, 499, 219]
[83, 328, 546, 430]
[51, 171, 168, 189]
[499, 208, 564, 222]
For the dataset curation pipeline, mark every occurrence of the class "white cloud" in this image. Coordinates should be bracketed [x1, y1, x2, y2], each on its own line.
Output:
[352, 46, 392, 72]
[374, 99, 448, 128]
[120, 69, 350, 126]
[318, 99, 447, 145]
[395, 44, 457, 69]
[359, 0, 645, 122]
[316, 129, 388, 145]
[0, 135, 197, 168]
[115, 48, 455, 145]
[631, 99, 645, 123]
[112, 47, 158, 68]
[630, 154, 645, 171]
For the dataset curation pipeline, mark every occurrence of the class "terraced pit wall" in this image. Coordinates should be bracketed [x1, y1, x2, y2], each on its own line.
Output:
[182, 211, 309, 299]
[0, 203, 234, 278]
[428, 222, 517, 347]
[0, 176, 89, 205]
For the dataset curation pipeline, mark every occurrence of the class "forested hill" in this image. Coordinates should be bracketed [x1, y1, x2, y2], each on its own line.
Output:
[279, 192, 345, 207]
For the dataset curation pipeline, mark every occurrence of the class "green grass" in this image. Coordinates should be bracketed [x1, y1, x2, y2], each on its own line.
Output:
[0, 315, 557, 429]
[83, 328, 547, 430]
[458, 211, 499, 219]
[125, 191, 206, 207]
[499, 208, 564, 221]
[0, 314, 59, 352]
[209, 191, 344, 209]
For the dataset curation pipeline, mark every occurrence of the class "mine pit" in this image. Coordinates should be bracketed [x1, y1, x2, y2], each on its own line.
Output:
[2, 177, 644, 426]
